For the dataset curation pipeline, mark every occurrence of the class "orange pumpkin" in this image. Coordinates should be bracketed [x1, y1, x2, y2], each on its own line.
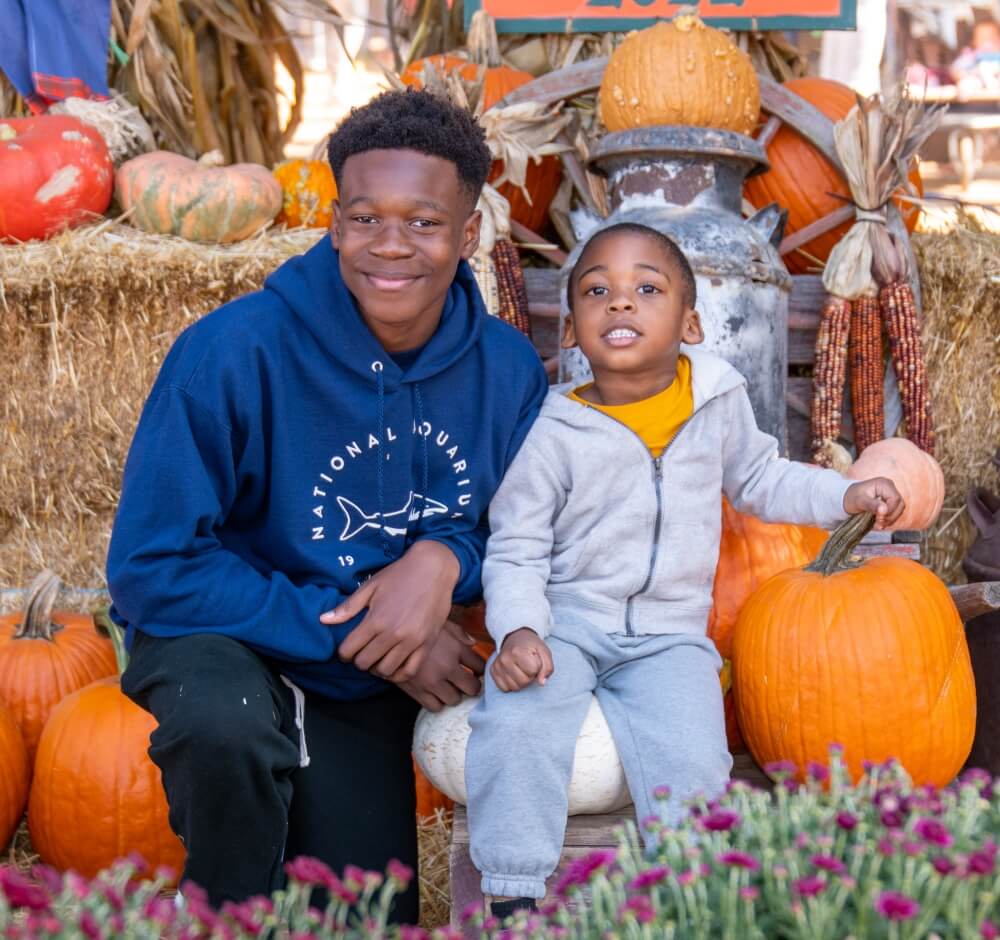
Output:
[0, 571, 117, 767]
[599, 15, 759, 136]
[733, 513, 976, 785]
[710, 501, 828, 751]
[29, 672, 185, 878]
[845, 438, 944, 532]
[0, 702, 29, 849]
[744, 77, 923, 274]
[401, 55, 561, 233]
[273, 159, 337, 229]
[116, 150, 282, 244]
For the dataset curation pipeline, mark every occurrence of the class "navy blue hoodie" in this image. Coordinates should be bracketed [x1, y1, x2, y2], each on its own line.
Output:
[107, 236, 547, 700]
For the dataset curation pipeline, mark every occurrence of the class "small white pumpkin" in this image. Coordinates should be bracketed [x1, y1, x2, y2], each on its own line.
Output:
[413, 694, 631, 814]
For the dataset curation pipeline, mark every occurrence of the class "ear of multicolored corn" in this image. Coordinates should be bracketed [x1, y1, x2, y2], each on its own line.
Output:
[880, 279, 935, 455]
[811, 296, 852, 466]
[491, 239, 533, 339]
[848, 294, 885, 454]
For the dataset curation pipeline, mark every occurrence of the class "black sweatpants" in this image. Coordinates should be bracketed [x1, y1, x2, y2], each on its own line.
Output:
[121, 631, 420, 920]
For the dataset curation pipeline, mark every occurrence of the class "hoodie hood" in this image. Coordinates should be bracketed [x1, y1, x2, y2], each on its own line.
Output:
[264, 235, 486, 388]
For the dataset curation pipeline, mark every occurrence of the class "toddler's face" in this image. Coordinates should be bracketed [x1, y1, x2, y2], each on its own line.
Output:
[563, 231, 702, 378]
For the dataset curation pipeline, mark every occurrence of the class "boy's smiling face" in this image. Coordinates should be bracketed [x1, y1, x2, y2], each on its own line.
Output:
[563, 229, 703, 403]
[331, 148, 482, 353]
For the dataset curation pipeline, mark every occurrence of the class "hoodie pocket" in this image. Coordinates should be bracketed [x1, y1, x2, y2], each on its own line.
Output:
[654, 522, 717, 603]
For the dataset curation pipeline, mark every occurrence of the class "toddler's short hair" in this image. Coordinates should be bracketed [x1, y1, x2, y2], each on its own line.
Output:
[568, 223, 697, 310]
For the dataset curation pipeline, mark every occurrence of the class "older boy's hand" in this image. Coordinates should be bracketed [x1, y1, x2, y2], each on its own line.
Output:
[843, 477, 906, 529]
[321, 540, 460, 680]
[394, 620, 486, 712]
[492, 627, 554, 692]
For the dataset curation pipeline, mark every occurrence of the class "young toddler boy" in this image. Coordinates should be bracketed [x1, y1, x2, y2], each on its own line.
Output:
[465, 222, 904, 917]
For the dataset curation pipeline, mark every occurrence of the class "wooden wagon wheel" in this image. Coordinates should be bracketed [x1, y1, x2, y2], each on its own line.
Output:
[497, 61, 922, 312]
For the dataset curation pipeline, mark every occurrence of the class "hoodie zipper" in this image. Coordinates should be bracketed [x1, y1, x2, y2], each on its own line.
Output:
[572, 398, 711, 635]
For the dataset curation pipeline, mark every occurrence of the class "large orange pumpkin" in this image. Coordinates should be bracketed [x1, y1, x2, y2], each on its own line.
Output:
[116, 150, 282, 244]
[599, 15, 759, 136]
[0, 702, 29, 849]
[710, 501, 828, 751]
[733, 513, 976, 785]
[29, 673, 185, 879]
[845, 437, 944, 532]
[744, 77, 923, 274]
[401, 53, 561, 234]
[0, 571, 117, 767]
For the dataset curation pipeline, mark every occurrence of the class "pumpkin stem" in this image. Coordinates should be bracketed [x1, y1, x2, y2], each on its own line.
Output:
[14, 569, 62, 640]
[467, 10, 503, 69]
[94, 607, 130, 676]
[805, 512, 876, 576]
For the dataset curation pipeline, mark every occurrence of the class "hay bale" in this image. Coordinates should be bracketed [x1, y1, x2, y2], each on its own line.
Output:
[0, 222, 324, 587]
[914, 220, 1000, 582]
[418, 809, 454, 929]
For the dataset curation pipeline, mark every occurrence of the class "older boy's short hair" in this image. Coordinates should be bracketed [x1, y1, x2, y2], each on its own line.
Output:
[326, 89, 492, 208]
[568, 223, 697, 311]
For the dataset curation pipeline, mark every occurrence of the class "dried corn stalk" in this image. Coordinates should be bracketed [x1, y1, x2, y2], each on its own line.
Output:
[106, 0, 344, 166]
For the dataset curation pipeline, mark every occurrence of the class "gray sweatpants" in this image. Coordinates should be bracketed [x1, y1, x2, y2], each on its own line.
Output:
[465, 622, 732, 899]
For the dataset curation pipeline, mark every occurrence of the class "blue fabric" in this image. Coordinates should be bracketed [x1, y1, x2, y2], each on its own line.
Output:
[107, 236, 548, 701]
[0, 0, 111, 107]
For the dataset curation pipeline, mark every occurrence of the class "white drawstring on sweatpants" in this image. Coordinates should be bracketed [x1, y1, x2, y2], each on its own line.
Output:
[280, 676, 311, 768]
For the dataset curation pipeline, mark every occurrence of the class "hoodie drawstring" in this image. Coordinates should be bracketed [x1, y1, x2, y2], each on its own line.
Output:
[279, 675, 311, 768]
[372, 361, 391, 558]
[411, 383, 429, 539]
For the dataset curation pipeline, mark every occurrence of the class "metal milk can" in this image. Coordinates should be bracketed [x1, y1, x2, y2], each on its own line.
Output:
[559, 125, 792, 452]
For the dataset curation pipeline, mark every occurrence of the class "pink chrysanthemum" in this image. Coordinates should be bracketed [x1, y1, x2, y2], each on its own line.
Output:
[875, 890, 920, 921]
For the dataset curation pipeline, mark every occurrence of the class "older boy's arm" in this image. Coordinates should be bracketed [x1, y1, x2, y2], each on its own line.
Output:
[721, 387, 852, 529]
[483, 437, 565, 649]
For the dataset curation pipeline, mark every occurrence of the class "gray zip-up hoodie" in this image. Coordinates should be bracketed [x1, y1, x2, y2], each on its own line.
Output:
[482, 347, 853, 646]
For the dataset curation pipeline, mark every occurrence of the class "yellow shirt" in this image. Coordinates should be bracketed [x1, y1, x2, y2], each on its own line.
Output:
[569, 355, 694, 457]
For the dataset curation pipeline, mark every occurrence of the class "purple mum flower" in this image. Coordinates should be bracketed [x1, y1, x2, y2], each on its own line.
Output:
[969, 844, 997, 876]
[982, 921, 999, 940]
[933, 856, 956, 876]
[629, 866, 672, 890]
[653, 785, 672, 801]
[556, 849, 617, 895]
[875, 891, 920, 921]
[914, 818, 953, 847]
[836, 812, 858, 831]
[764, 760, 797, 780]
[285, 856, 336, 888]
[0, 868, 50, 912]
[221, 901, 264, 937]
[810, 854, 847, 875]
[703, 810, 741, 832]
[794, 876, 826, 898]
[387, 859, 414, 886]
[619, 896, 655, 924]
[79, 911, 102, 940]
[717, 851, 760, 871]
[399, 927, 430, 940]
[740, 886, 759, 901]
[807, 762, 830, 784]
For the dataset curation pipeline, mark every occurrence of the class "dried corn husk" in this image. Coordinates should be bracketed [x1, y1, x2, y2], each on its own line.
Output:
[823, 87, 944, 299]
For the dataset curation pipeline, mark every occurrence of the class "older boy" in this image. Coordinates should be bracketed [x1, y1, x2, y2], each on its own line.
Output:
[108, 90, 547, 918]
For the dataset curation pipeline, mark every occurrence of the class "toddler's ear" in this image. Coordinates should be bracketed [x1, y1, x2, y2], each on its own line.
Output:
[682, 309, 705, 345]
[560, 315, 579, 349]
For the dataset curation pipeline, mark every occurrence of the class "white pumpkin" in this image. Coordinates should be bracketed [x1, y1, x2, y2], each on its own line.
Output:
[413, 694, 632, 814]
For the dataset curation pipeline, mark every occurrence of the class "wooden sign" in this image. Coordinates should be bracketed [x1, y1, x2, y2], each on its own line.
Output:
[466, 0, 856, 33]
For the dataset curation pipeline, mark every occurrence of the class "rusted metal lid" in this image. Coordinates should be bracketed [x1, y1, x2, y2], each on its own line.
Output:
[589, 126, 769, 179]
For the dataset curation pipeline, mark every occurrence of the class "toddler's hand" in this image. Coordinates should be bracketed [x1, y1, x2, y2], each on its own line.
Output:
[843, 477, 905, 529]
[491, 628, 554, 692]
